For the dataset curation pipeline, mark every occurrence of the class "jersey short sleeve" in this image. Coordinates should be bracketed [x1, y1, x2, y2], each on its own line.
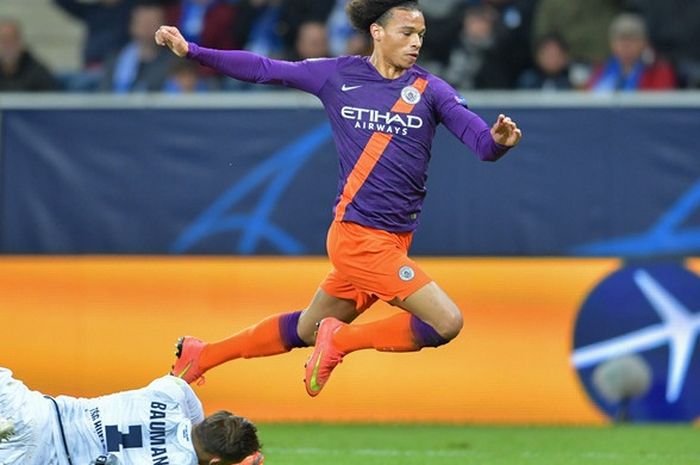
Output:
[147, 376, 205, 425]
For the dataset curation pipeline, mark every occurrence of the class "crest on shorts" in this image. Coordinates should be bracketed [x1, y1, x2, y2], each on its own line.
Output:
[399, 265, 415, 281]
[401, 86, 421, 105]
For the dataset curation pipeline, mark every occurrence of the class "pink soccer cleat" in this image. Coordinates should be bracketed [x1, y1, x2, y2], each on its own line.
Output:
[304, 317, 346, 397]
[170, 336, 207, 385]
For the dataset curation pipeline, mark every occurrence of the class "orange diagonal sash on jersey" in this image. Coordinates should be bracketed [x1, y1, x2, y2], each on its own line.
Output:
[334, 77, 429, 222]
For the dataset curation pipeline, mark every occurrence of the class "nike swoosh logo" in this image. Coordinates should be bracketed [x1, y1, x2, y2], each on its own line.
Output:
[341, 84, 363, 92]
[177, 362, 192, 379]
[309, 349, 324, 392]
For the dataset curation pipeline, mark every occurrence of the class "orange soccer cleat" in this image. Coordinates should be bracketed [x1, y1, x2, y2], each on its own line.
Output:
[238, 451, 265, 465]
[304, 317, 346, 397]
[170, 336, 207, 385]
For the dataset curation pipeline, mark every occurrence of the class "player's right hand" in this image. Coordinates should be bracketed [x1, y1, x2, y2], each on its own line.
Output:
[155, 25, 189, 58]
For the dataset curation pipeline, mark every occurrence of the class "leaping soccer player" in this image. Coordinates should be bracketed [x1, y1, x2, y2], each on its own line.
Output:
[0, 367, 263, 464]
[155, 0, 522, 397]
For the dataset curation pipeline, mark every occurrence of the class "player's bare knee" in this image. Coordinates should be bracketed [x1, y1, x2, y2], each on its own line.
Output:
[436, 309, 463, 340]
[296, 320, 317, 346]
[299, 330, 316, 346]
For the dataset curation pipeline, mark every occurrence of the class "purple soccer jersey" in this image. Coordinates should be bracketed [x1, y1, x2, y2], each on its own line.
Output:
[188, 45, 510, 232]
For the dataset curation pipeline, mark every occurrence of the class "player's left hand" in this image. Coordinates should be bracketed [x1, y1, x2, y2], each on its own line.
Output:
[490, 114, 522, 147]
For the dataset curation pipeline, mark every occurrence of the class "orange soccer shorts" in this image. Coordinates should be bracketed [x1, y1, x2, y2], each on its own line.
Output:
[320, 220, 432, 312]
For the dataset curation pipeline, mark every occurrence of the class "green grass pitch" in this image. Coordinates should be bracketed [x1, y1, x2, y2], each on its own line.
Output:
[256, 424, 699, 465]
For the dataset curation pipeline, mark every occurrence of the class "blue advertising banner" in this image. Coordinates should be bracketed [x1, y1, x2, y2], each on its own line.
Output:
[1, 98, 699, 256]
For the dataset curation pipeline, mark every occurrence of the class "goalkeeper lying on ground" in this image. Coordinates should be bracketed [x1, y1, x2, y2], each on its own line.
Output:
[0, 367, 263, 465]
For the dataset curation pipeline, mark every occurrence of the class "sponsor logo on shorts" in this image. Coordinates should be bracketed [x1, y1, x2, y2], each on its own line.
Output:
[401, 86, 421, 105]
[399, 265, 415, 281]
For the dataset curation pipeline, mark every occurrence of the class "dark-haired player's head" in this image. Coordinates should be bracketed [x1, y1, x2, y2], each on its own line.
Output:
[193, 411, 261, 465]
[346, 0, 424, 70]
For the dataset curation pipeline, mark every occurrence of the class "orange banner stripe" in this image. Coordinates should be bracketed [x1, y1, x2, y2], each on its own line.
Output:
[0, 257, 620, 423]
[334, 77, 429, 222]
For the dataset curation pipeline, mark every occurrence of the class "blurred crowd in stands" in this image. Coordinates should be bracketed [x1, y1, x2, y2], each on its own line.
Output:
[1, 0, 699, 93]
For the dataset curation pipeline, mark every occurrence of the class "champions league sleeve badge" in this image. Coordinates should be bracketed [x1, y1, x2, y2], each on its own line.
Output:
[454, 95, 468, 108]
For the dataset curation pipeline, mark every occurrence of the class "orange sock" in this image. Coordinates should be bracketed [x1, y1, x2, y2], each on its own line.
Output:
[199, 311, 307, 371]
[332, 313, 420, 354]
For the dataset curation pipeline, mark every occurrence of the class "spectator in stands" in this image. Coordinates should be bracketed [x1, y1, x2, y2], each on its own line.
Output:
[533, 0, 623, 66]
[324, 0, 372, 56]
[517, 33, 572, 90]
[416, 0, 464, 71]
[345, 32, 372, 57]
[326, 0, 356, 57]
[233, 0, 284, 58]
[294, 21, 329, 60]
[442, 4, 500, 89]
[624, 0, 700, 88]
[53, 0, 134, 70]
[163, 59, 214, 92]
[162, 0, 239, 85]
[218, 0, 284, 89]
[163, 0, 238, 51]
[277, 0, 334, 58]
[0, 18, 58, 91]
[481, 0, 537, 88]
[100, 3, 175, 92]
[587, 13, 677, 92]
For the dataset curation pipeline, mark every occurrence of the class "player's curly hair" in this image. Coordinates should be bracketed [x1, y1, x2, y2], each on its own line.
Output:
[346, 0, 421, 32]
[195, 411, 261, 463]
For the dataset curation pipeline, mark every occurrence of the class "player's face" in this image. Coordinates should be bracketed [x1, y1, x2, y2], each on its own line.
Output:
[374, 9, 426, 69]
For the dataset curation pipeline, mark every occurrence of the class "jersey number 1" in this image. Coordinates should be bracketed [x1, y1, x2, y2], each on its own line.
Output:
[105, 425, 143, 452]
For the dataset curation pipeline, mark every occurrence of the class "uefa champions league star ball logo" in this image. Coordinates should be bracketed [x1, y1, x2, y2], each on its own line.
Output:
[571, 264, 700, 421]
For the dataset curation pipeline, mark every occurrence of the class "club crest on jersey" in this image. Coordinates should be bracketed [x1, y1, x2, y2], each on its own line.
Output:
[399, 265, 415, 281]
[401, 86, 421, 105]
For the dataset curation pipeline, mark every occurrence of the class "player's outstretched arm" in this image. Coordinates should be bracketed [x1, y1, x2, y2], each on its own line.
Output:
[154, 24, 335, 96]
[490, 114, 523, 147]
[155, 25, 189, 58]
